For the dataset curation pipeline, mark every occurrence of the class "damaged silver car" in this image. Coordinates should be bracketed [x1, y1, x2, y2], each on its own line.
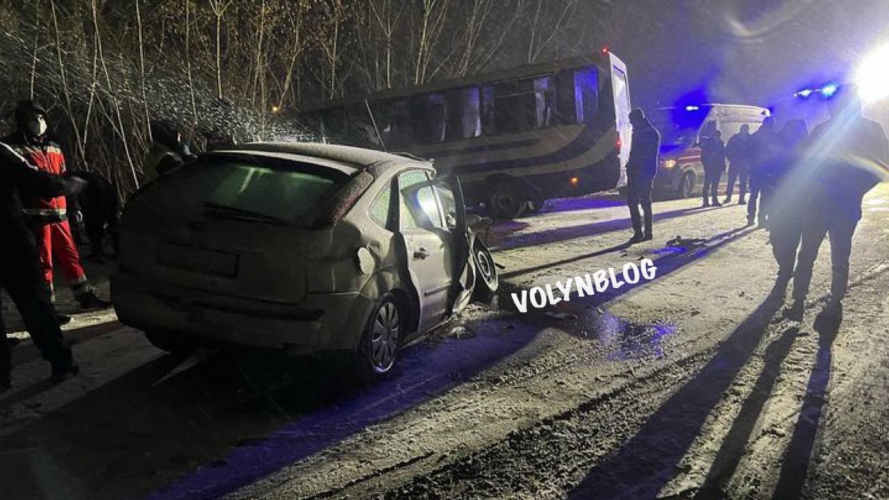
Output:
[111, 143, 498, 380]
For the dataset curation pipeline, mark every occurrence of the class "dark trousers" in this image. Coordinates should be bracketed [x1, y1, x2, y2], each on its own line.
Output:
[0, 254, 71, 378]
[792, 211, 859, 304]
[725, 162, 748, 201]
[747, 176, 766, 224]
[84, 208, 120, 257]
[702, 168, 722, 204]
[770, 215, 802, 288]
[626, 175, 654, 237]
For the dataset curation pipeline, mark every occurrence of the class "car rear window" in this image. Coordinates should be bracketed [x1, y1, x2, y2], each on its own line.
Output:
[159, 155, 349, 226]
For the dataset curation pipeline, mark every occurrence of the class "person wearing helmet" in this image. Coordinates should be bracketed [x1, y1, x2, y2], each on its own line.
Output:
[625, 108, 661, 243]
[3, 100, 111, 320]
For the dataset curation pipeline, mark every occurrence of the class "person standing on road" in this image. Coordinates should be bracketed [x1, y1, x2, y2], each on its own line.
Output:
[765, 119, 809, 301]
[724, 124, 752, 204]
[747, 117, 779, 227]
[625, 108, 661, 243]
[0, 142, 84, 392]
[700, 130, 726, 207]
[786, 86, 889, 320]
[67, 170, 120, 263]
[3, 101, 111, 320]
[142, 120, 196, 184]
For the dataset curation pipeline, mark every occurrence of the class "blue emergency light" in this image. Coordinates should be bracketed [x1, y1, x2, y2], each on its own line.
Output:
[794, 83, 841, 100]
[685, 105, 699, 111]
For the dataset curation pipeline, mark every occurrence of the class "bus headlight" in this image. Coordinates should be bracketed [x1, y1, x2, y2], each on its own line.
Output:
[663, 160, 677, 170]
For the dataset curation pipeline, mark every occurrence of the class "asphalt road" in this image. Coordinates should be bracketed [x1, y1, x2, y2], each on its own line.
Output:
[3, 186, 889, 500]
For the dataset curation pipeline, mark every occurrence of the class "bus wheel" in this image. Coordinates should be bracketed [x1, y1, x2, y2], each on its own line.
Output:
[489, 184, 527, 219]
[678, 172, 696, 199]
[526, 199, 546, 213]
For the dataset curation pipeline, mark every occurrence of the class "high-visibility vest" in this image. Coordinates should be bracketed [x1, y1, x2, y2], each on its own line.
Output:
[142, 143, 182, 183]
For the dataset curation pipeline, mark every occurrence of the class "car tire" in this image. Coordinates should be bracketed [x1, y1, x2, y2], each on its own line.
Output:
[144, 329, 196, 356]
[677, 171, 696, 199]
[488, 182, 527, 220]
[472, 240, 499, 303]
[354, 293, 402, 384]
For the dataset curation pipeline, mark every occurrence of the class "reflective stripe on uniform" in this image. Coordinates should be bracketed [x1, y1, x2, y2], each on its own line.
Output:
[22, 208, 67, 216]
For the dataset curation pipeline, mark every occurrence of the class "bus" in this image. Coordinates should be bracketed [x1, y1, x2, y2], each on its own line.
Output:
[299, 50, 632, 219]
[649, 104, 770, 198]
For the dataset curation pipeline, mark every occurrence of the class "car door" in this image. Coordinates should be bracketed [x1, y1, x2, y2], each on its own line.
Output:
[396, 170, 454, 332]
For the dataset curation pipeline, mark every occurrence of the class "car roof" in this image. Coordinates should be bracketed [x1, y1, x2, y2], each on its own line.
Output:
[210, 142, 432, 176]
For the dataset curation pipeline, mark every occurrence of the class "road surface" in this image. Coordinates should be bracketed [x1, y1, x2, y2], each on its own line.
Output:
[3, 186, 889, 500]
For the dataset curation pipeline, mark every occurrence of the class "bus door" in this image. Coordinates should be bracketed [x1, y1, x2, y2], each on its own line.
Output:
[609, 53, 632, 188]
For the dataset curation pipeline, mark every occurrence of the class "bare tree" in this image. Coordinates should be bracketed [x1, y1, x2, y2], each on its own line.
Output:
[209, 0, 235, 100]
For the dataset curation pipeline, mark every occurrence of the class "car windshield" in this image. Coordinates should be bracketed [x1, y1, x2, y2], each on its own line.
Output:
[163, 156, 349, 226]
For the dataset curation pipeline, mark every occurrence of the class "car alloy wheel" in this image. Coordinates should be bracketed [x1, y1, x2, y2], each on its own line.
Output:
[369, 298, 400, 373]
[472, 240, 499, 302]
[679, 172, 695, 199]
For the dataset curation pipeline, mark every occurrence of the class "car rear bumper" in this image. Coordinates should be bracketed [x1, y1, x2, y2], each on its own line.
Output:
[111, 271, 374, 353]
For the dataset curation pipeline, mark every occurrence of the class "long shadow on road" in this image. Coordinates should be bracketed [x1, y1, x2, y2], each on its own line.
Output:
[568, 295, 784, 500]
[694, 325, 800, 498]
[772, 308, 842, 499]
[496, 205, 721, 251]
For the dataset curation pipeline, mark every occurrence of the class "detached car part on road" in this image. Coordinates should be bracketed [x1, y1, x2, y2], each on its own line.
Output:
[111, 143, 498, 381]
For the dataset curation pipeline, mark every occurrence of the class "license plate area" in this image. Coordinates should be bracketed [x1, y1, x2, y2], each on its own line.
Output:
[157, 242, 239, 278]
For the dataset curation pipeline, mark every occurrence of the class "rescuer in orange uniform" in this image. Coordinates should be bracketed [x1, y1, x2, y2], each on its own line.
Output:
[4, 101, 111, 321]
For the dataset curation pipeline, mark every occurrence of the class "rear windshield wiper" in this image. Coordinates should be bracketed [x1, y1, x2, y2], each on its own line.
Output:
[202, 202, 288, 225]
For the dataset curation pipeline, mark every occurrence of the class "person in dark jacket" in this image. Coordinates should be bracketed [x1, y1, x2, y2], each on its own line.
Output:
[625, 108, 661, 242]
[0, 142, 83, 391]
[700, 130, 727, 207]
[765, 119, 809, 301]
[67, 170, 120, 262]
[747, 117, 779, 227]
[142, 120, 195, 183]
[724, 124, 752, 204]
[786, 85, 889, 320]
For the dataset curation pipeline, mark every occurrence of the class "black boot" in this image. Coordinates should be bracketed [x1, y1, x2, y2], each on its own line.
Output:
[54, 308, 72, 326]
[51, 356, 80, 382]
[78, 291, 112, 311]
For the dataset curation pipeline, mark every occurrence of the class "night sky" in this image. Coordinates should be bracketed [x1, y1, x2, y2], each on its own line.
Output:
[603, 0, 889, 124]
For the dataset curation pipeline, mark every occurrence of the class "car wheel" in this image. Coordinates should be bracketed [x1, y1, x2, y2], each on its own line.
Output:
[472, 240, 499, 302]
[677, 172, 696, 199]
[488, 183, 527, 220]
[144, 329, 196, 356]
[355, 294, 402, 383]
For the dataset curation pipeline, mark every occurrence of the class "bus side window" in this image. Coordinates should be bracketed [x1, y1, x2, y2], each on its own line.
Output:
[556, 70, 578, 124]
[376, 99, 413, 149]
[574, 67, 599, 123]
[446, 87, 481, 141]
[482, 75, 554, 135]
[411, 93, 448, 144]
